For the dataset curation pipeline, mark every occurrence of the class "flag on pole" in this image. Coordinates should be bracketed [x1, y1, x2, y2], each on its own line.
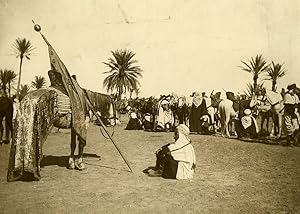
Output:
[34, 23, 133, 172]
[44, 35, 87, 142]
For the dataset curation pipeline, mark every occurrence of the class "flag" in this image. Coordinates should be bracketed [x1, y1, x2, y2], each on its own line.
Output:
[46, 38, 87, 141]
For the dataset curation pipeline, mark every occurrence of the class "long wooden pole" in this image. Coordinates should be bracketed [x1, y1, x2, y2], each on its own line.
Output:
[84, 91, 133, 173]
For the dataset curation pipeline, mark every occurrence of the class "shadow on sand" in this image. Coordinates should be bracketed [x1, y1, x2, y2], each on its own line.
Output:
[40, 153, 101, 168]
[236, 137, 281, 146]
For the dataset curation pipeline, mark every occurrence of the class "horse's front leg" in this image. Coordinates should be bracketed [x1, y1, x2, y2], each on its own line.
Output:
[4, 117, 12, 143]
[0, 116, 4, 144]
[225, 116, 231, 137]
[269, 118, 275, 137]
[277, 113, 282, 138]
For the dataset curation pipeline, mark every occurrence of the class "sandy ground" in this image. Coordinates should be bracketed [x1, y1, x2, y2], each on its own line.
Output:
[0, 116, 300, 214]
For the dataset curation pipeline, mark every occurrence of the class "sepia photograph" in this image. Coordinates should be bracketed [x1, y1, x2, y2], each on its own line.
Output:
[0, 0, 300, 213]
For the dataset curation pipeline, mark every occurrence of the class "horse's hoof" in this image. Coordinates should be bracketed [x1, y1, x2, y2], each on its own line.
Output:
[75, 158, 86, 171]
[68, 157, 75, 170]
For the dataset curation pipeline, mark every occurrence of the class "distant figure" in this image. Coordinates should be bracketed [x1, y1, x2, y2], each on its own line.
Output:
[143, 113, 153, 131]
[236, 109, 258, 139]
[283, 84, 299, 146]
[189, 91, 206, 133]
[125, 108, 143, 130]
[156, 99, 174, 131]
[144, 124, 196, 180]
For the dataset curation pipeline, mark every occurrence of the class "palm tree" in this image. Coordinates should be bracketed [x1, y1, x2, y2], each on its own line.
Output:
[129, 88, 134, 100]
[31, 75, 46, 89]
[12, 38, 35, 100]
[265, 61, 287, 92]
[103, 49, 143, 101]
[19, 84, 30, 101]
[240, 54, 269, 92]
[135, 87, 141, 97]
[244, 82, 265, 98]
[0, 69, 9, 96]
[6, 70, 17, 97]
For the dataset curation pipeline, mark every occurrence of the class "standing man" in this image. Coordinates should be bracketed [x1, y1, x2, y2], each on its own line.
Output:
[189, 91, 203, 134]
[283, 83, 299, 146]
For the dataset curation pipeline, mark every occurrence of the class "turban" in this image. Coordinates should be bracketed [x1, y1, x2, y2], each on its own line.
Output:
[176, 124, 190, 137]
[244, 109, 251, 116]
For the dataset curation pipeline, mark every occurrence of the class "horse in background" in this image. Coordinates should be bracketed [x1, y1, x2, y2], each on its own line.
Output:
[173, 96, 189, 126]
[84, 89, 117, 126]
[0, 96, 14, 144]
[169, 94, 189, 127]
[250, 89, 284, 137]
[205, 91, 222, 133]
[217, 92, 251, 137]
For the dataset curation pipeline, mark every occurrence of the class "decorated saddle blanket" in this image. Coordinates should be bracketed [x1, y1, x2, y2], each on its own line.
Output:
[7, 89, 59, 181]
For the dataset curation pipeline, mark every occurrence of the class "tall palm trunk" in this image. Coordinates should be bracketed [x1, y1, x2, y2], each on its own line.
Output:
[1, 85, 7, 96]
[253, 75, 258, 93]
[16, 56, 23, 100]
[8, 82, 11, 98]
[272, 81, 276, 92]
[129, 89, 133, 100]
[117, 86, 123, 101]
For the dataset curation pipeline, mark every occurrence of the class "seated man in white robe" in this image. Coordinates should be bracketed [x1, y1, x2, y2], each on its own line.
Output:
[156, 99, 174, 131]
[144, 124, 196, 179]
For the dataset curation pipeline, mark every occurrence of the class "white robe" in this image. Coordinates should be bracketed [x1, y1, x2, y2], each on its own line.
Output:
[157, 100, 174, 128]
[168, 133, 196, 180]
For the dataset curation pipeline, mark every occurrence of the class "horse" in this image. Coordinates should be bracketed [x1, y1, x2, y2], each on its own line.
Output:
[250, 90, 284, 138]
[201, 91, 223, 134]
[168, 95, 189, 127]
[139, 97, 159, 130]
[257, 109, 273, 134]
[218, 98, 237, 137]
[173, 96, 189, 126]
[84, 89, 117, 126]
[7, 88, 115, 181]
[217, 92, 252, 137]
[0, 96, 13, 144]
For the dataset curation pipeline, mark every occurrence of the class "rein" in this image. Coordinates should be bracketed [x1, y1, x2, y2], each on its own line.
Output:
[169, 141, 191, 152]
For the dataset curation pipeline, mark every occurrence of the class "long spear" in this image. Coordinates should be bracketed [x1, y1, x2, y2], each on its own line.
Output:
[32, 21, 133, 173]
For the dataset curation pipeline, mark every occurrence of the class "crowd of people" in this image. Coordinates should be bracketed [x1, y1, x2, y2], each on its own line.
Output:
[122, 83, 300, 147]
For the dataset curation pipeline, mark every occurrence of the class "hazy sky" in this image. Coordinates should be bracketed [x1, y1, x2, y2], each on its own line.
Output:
[0, 0, 299, 99]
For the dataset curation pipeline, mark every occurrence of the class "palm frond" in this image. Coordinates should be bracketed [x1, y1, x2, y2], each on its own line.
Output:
[31, 75, 46, 89]
[12, 38, 35, 59]
[102, 49, 143, 99]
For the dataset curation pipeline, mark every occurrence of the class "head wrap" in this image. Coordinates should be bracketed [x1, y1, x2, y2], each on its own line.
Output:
[144, 113, 151, 122]
[192, 91, 202, 107]
[160, 99, 169, 105]
[176, 124, 190, 137]
[244, 109, 251, 116]
[168, 124, 195, 179]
